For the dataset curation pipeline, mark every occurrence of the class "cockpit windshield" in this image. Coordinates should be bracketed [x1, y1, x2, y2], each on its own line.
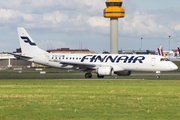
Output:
[160, 58, 170, 61]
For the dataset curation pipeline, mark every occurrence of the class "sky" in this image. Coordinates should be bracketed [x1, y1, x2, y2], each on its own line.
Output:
[1, 0, 180, 53]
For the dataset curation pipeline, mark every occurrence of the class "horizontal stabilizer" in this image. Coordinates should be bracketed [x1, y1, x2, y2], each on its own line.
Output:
[12, 53, 33, 59]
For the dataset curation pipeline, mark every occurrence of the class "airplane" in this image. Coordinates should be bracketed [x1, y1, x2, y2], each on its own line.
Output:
[158, 44, 180, 61]
[169, 47, 180, 61]
[157, 44, 165, 57]
[13, 27, 178, 79]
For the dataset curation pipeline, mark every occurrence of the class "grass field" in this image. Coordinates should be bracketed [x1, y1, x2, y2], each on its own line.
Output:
[0, 80, 180, 120]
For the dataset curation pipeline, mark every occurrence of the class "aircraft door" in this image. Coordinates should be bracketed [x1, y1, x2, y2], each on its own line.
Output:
[44, 53, 50, 64]
[151, 57, 156, 66]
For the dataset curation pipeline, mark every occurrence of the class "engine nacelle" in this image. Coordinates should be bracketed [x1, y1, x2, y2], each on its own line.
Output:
[115, 71, 131, 76]
[96, 66, 114, 76]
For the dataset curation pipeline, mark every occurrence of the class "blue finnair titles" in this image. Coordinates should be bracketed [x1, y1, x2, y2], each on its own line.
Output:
[21, 37, 36, 46]
[80, 55, 145, 63]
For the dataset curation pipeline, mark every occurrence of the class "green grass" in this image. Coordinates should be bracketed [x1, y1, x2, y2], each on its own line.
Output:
[0, 80, 180, 120]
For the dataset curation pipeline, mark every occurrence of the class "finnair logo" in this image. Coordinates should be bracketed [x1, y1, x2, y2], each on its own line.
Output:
[81, 55, 145, 63]
[21, 37, 36, 46]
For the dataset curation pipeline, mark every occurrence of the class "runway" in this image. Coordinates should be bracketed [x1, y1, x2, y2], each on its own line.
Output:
[0, 70, 179, 80]
[1, 78, 180, 80]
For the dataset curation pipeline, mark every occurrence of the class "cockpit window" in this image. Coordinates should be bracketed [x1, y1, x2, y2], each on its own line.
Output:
[160, 58, 170, 61]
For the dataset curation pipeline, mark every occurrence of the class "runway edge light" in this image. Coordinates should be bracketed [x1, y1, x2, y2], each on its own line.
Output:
[103, 0, 125, 54]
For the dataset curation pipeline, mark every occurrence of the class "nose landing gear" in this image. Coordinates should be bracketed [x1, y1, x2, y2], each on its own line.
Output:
[156, 75, 160, 79]
[156, 71, 161, 79]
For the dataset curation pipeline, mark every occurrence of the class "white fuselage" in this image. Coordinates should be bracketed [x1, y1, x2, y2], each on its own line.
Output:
[25, 53, 178, 72]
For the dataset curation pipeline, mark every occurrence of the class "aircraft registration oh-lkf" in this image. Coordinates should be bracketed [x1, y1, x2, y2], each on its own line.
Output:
[13, 27, 178, 79]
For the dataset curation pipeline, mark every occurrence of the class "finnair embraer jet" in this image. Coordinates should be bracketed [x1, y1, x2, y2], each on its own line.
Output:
[14, 27, 178, 78]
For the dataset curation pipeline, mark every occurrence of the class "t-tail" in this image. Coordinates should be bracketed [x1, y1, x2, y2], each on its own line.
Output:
[17, 27, 45, 54]
[157, 44, 164, 56]
[178, 47, 180, 57]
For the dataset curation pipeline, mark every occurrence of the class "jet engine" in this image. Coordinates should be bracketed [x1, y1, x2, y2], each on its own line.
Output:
[96, 66, 114, 76]
[115, 71, 131, 76]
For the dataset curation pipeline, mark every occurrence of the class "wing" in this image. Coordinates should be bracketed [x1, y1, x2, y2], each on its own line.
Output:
[60, 61, 96, 68]
[60, 61, 103, 72]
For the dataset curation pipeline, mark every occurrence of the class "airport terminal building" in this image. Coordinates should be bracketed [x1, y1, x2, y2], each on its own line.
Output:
[0, 53, 31, 68]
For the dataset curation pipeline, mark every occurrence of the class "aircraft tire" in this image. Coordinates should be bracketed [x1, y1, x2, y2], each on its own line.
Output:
[85, 73, 92, 78]
[156, 75, 160, 79]
[97, 74, 104, 78]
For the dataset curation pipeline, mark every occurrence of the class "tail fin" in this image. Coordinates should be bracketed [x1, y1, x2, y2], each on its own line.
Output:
[17, 27, 45, 54]
[178, 47, 180, 57]
[157, 44, 164, 56]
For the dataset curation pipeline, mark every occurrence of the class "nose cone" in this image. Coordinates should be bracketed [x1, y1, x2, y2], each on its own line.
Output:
[169, 62, 178, 70]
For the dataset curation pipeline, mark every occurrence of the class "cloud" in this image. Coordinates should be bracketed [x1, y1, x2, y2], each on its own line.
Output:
[1, 0, 180, 52]
[43, 11, 69, 24]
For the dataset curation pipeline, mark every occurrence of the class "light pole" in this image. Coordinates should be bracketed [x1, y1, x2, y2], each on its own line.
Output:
[141, 37, 143, 52]
[169, 35, 171, 58]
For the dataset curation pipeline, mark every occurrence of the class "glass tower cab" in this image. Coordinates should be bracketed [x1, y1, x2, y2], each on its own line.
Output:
[104, 0, 125, 18]
[106, 2, 122, 7]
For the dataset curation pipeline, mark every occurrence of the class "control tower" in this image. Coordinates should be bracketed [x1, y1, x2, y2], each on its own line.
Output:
[104, 0, 125, 54]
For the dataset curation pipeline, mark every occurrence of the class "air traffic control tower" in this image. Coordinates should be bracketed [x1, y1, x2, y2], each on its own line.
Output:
[104, 0, 125, 54]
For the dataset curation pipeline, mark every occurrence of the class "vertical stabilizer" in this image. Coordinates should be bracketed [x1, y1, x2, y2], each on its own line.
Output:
[17, 27, 45, 54]
[158, 44, 164, 56]
[178, 47, 180, 57]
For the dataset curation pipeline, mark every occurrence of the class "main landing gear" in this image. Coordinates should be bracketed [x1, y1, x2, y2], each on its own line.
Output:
[97, 74, 104, 78]
[85, 73, 105, 78]
[156, 71, 161, 79]
[85, 73, 92, 78]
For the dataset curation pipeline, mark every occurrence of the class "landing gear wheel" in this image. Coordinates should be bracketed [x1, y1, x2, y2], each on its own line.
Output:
[85, 73, 92, 78]
[156, 75, 160, 79]
[97, 74, 104, 78]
